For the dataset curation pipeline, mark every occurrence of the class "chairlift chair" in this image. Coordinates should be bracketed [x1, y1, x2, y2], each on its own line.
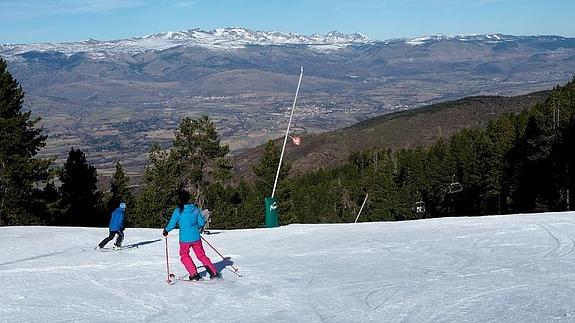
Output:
[448, 182, 463, 194]
[446, 175, 463, 194]
[412, 201, 426, 213]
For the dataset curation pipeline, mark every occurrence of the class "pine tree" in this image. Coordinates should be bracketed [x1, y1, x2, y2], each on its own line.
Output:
[424, 139, 455, 217]
[0, 58, 51, 225]
[484, 113, 518, 214]
[106, 162, 134, 216]
[449, 129, 483, 216]
[395, 147, 428, 219]
[515, 106, 556, 212]
[173, 115, 230, 208]
[253, 140, 290, 194]
[37, 181, 61, 225]
[362, 149, 398, 221]
[132, 143, 183, 228]
[546, 79, 575, 211]
[59, 148, 102, 226]
[565, 116, 575, 210]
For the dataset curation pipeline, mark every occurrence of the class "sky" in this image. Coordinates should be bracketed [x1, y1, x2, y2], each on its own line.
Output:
[0, 0, 573, 44]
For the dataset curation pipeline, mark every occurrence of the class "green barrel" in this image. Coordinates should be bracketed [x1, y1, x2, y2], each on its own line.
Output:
[265, 197, 279, 228]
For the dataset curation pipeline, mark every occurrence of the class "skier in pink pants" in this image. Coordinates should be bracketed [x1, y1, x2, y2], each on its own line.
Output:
[163, 190, 220, 281]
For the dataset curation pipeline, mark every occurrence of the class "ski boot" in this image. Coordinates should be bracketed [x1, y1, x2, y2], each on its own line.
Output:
[189, 273, 201, 281]
[206, 267, 222, 280]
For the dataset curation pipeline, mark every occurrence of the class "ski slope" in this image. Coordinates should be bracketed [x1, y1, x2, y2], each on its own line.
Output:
[2, 212, 575, 322]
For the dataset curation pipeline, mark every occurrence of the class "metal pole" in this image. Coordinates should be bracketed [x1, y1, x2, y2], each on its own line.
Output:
[164, 236, 172, 284]
[355, 193, 369, 223]
[271, 67, 304, 198]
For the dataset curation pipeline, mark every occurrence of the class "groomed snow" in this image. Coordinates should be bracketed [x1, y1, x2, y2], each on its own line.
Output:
[2, 212, 575, 322]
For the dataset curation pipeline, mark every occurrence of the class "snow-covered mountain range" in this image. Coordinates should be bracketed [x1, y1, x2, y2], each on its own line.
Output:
[401, 33, 558, 45]
[1, 27, 568, 61]
[0, 28, 373, 60]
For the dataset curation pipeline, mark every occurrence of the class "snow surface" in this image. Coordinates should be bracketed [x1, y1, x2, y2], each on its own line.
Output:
[2, 212, 575, 322]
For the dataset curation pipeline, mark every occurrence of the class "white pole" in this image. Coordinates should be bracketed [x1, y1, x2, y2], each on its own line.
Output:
[354, 193, 369, 223]
[271, 67, 304, 198]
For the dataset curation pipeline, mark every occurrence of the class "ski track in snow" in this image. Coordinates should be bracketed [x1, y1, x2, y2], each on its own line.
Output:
[2, 213, 575, 322]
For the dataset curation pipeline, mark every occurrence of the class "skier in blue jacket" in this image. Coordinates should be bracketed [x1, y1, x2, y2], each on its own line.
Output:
[163, 190, 220, 281]
[97, 202, 126, 250]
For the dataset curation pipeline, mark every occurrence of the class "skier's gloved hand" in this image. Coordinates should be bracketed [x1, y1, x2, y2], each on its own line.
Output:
[162, 229, 168, 237]
[199, 226, 205, 234]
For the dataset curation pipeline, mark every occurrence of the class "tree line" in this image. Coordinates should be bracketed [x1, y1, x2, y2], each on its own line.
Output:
[1, 57, 575, 228]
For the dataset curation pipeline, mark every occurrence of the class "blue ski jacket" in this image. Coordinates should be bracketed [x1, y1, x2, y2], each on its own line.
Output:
[165, 204, 205, 243]
[109, 207, 125, 231]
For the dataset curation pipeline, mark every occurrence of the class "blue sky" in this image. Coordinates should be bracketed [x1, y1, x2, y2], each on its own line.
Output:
[0, 0, 573, 44]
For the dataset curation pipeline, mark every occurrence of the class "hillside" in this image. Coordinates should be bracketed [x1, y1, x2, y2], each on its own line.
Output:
[2, 212, 575, 322]
[233, 90, 550, 179]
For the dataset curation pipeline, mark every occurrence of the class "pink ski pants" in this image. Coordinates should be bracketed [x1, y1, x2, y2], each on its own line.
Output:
[179, 240, 217, 276]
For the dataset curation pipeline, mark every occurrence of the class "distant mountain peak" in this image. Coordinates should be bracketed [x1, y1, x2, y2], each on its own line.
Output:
[0, 27, 377, 61]
[139, 27, 373, 46]
[403, 34, 510, 45]
[401, 33, 567, 46]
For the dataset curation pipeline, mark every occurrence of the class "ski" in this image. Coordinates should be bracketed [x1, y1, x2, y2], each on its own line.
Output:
[168, 273, 225, 285]
[99, 245, 138, 252]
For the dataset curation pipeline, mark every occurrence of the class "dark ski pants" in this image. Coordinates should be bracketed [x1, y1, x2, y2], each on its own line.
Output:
[99, 230, 124, 248]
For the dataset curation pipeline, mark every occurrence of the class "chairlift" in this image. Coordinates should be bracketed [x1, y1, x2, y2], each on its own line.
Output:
[447, 177, 463, 194]
[412, 201, 426, 213]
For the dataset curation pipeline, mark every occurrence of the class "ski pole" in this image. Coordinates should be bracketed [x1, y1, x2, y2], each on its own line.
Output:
[201, 236, 242, 277]
[165, 236, 172, 284]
